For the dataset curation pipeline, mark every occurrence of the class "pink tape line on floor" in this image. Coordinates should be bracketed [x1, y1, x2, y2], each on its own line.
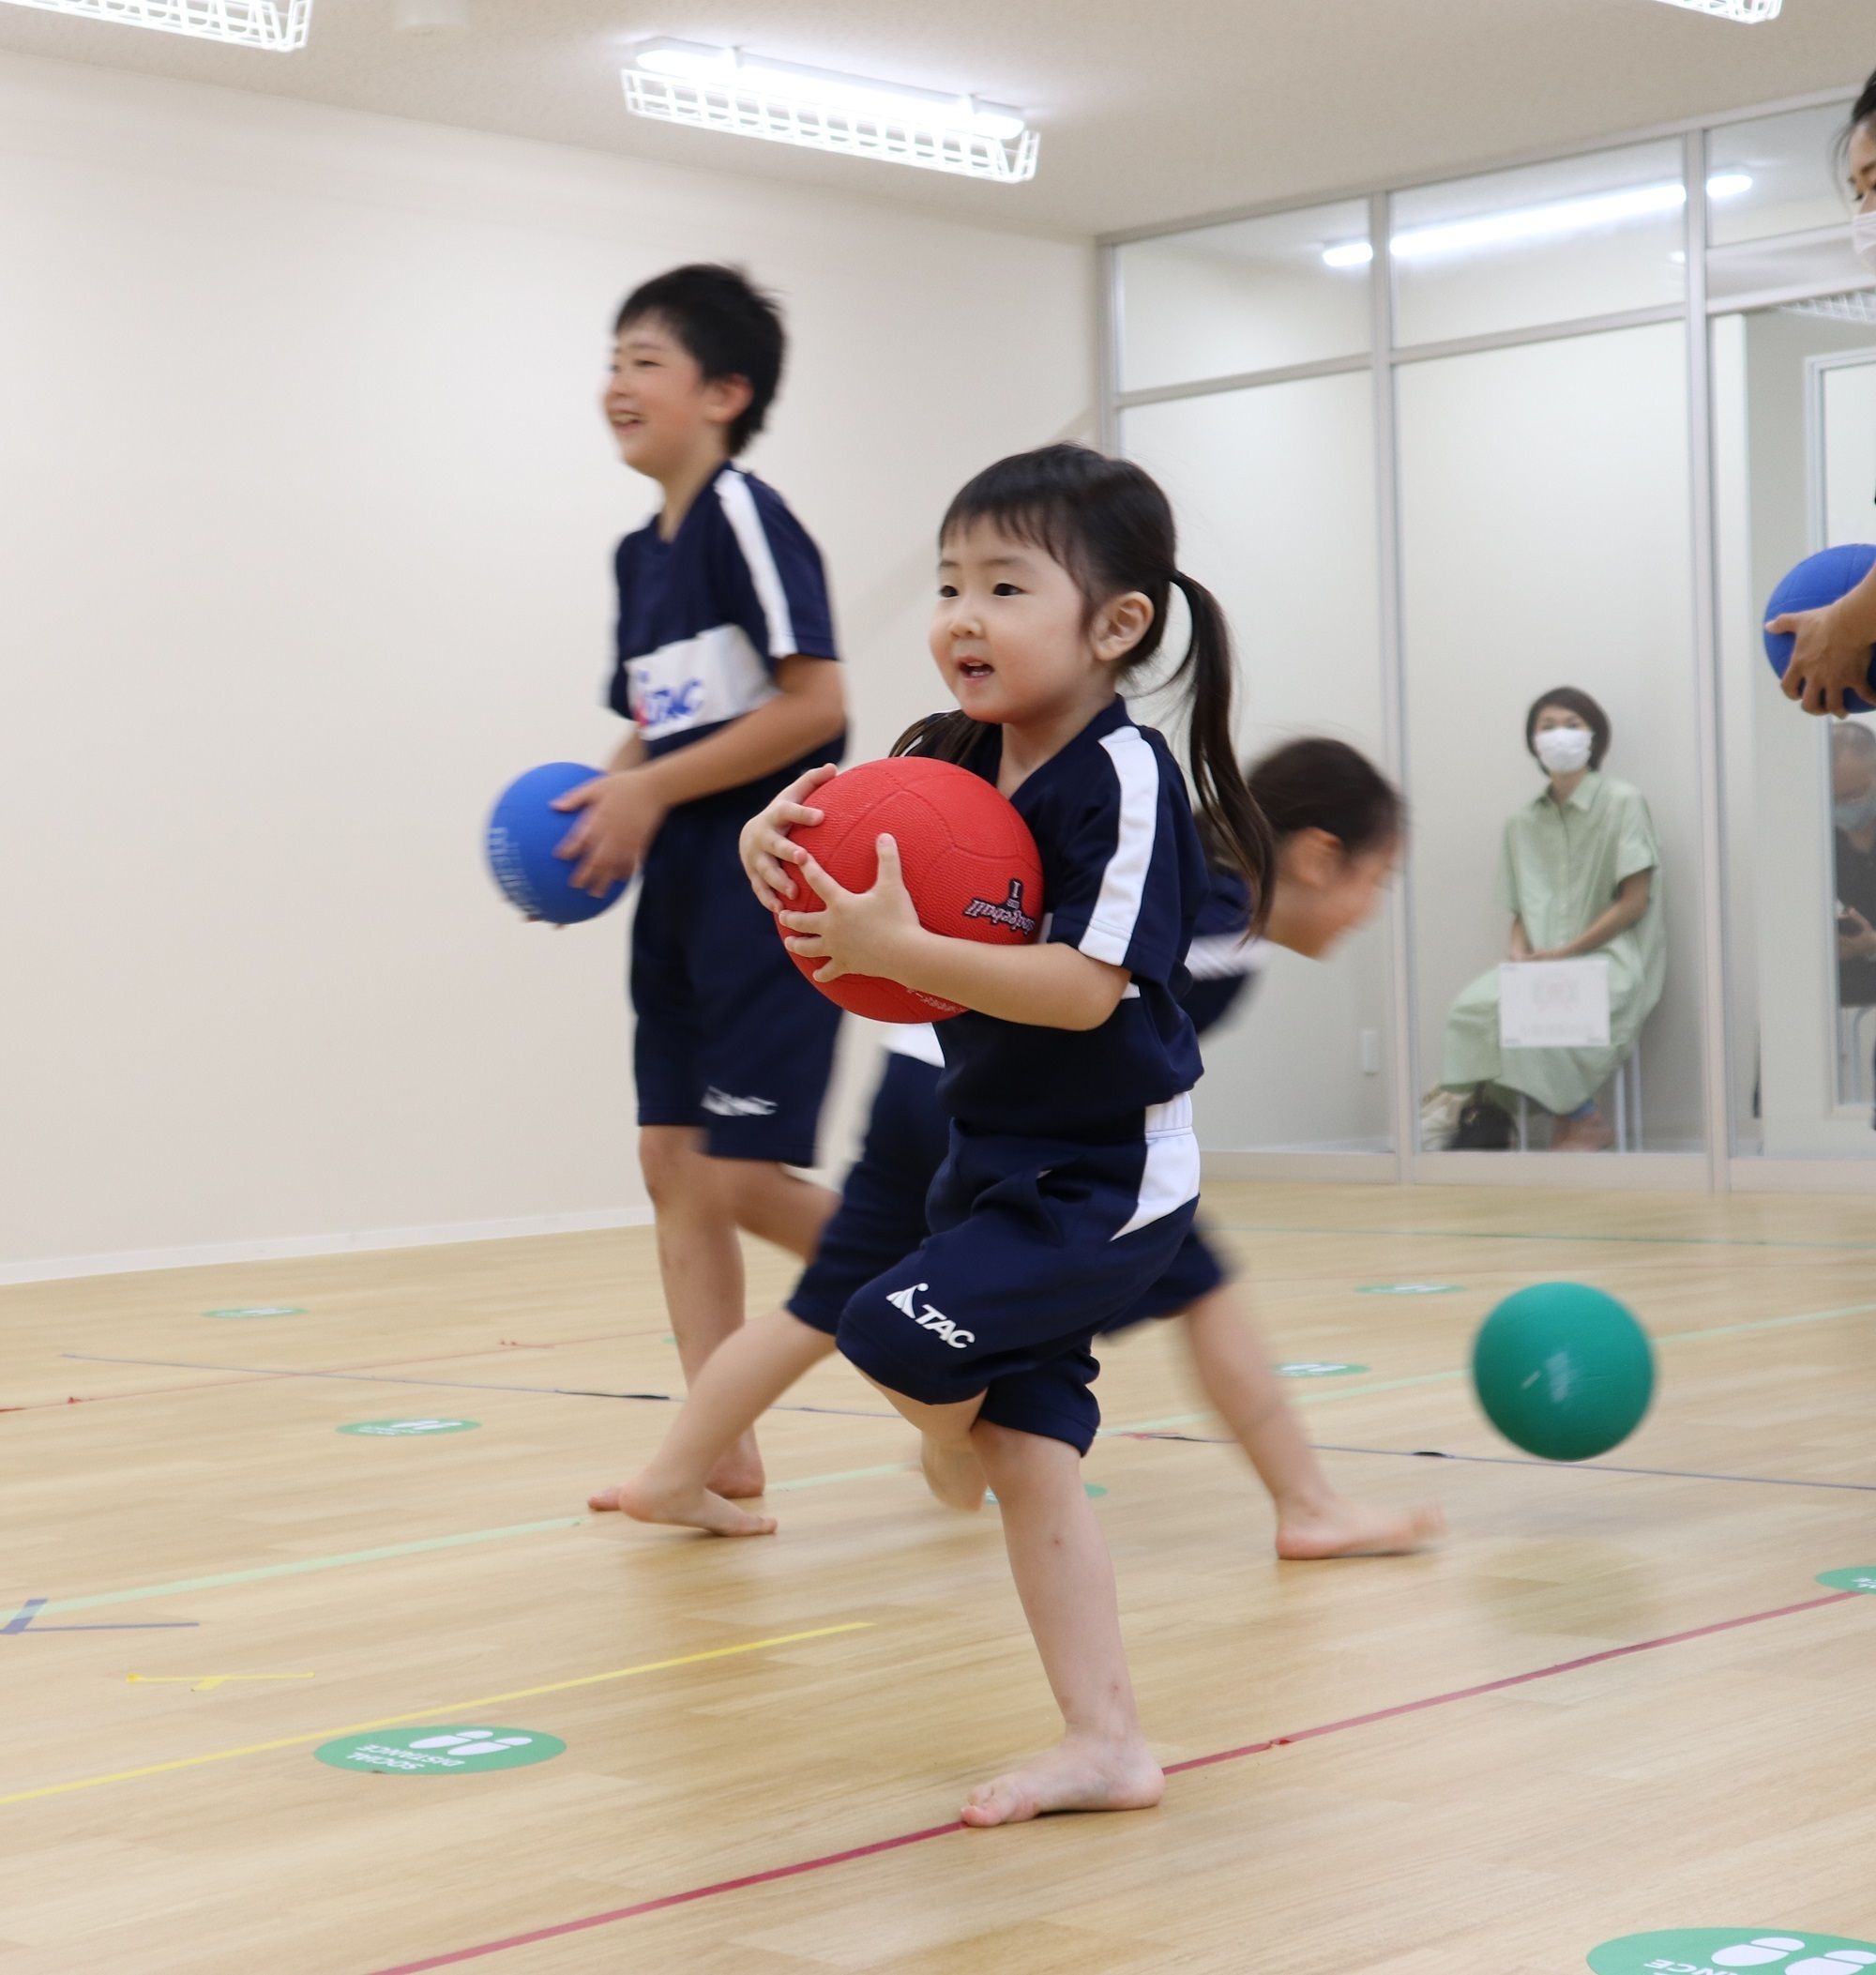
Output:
[365, 1588, 1857, 1973]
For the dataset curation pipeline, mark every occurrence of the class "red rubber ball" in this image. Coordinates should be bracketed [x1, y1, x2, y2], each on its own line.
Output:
[776, 756, 1046, 1023]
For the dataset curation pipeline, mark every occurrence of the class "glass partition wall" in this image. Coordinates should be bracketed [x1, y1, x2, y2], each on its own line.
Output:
[1104, 90, 1876, 1190]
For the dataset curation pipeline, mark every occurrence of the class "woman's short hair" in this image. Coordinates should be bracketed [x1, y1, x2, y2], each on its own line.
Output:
[1524, 687, 1611, 771]
[1841, 66, 1876, 166]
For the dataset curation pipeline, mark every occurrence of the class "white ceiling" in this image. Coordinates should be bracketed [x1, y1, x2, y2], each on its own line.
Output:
[0, 0, 1868, 238]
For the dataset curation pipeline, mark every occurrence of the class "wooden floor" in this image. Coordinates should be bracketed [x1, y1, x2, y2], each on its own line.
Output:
[5, 1181, 1876, 1973]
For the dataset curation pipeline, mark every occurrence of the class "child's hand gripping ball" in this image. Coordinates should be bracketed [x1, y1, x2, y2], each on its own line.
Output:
[771, 756, 1045, 1024]
[487, 762, 630, 924]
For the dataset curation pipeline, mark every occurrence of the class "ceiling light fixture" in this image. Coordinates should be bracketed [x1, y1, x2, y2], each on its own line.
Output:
[1648, 0, 1781, 21]
[1322, 173, 1753, 268]
[621, 38, 1037, 184]
[0, 0, 310, 48]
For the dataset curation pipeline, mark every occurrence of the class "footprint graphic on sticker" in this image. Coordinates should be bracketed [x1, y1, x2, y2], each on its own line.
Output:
[1714, 1945, 1876, 1972]
[407, 1730, 532, 1755]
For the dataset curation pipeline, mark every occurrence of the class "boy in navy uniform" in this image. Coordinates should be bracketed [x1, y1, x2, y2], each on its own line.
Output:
[555, 265, 845, 1500]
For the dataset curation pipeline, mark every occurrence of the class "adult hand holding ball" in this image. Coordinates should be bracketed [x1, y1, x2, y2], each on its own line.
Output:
[1765, 544, 1876, 718]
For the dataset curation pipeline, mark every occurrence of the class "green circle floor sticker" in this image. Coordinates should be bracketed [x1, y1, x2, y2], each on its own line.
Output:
[1818, 1568, 1876, 1595]
[337, 1418, 479, 1437]
[316, 1726, 564, 1774]
[204, 1305, 305, 1319]
[1276, 1360, 1369, 1378]
[1356, 1283, 1461, 1297]
[1587, 1929, 1876, 1972]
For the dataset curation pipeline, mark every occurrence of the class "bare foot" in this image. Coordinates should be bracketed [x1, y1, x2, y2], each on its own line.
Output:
[1551, 1110, 1614, 1152]
[704, 1457, 766, 1499]
[704, 1431, 766, 1500]
[961, 1733, 1164, 1828]
[1276, 1495, 1445, 1560]
[921, 1436, 988, 1512]
[588, 1472, 778, 1537]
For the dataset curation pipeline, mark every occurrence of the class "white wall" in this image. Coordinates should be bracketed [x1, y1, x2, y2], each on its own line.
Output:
[1124, 370, 1392, 1153]
[1398, 323, 1705, 1148]
[0, 52, 1094, 1277]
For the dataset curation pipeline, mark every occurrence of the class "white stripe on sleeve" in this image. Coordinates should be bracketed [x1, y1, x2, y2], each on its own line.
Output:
[1185, 934, 1267, 981]
[716, 469, 798, 659]
[1077, 727, 1160, 967]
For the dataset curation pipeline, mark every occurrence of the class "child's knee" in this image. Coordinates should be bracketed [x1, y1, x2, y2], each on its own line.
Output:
[972, 1420, 1082, 1496]
[970, 1417, 1034, 1466]
[718, 1157, 783, 1224]
[777, 1309, 841, 1360]
[637, 1127, 713, 1209]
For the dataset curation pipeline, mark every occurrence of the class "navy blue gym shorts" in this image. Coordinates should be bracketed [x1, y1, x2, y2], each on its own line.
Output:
[630, 798, 841, 1166]
[836, 1096, 1202, 1453]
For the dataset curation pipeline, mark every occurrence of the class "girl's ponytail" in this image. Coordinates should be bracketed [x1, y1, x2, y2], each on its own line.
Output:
[1171, 571, 1274, 934]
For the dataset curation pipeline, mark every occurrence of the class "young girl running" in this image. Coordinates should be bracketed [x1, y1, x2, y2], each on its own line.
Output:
[601, 444, 1416, 1824]
[595, 735, 1440, 1566]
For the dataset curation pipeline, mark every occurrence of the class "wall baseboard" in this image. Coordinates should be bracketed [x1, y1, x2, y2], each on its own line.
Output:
[1728, 1157, 1876, 1194]
[0, 1206, 657, 1288]
[1408, 1150, 1711, 1192]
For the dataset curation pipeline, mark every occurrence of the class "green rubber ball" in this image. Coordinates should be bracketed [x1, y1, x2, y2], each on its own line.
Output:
[1471, 1284, 1655, 1462]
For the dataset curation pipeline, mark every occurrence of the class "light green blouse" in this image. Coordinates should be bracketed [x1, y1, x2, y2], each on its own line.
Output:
[1497, 773, 1664, 1030]
[1441, 772, 1666, 1114]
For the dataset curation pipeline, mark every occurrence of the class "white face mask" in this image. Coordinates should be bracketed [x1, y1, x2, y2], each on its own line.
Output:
[1836, 788, 1876, 834]
[1853, 212, 1876, 277]
[1535, 726, 1594, 776]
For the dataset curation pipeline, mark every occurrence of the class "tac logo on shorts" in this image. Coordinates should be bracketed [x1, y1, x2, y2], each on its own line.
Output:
[962, 879, 1036, 938]
[885, 1282, 975, 1349]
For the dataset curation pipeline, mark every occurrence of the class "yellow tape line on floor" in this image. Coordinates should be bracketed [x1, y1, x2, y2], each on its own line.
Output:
[0, 1621, 872, 1808]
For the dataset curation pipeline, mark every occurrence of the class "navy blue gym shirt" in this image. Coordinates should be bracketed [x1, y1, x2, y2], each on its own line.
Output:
[608, 463, 841, 804]
[936, 700, 1209, 1137]
[1183, 863, 1263, 1034]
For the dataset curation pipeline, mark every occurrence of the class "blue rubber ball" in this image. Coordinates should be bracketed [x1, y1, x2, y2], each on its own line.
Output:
[486, 762, 628, 924]
[1763, 543, 1876, 714]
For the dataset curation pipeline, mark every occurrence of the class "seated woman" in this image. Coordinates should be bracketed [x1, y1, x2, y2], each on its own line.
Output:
[1439, 688, 1664, 1152]
[1831, 722, 1876, 1012]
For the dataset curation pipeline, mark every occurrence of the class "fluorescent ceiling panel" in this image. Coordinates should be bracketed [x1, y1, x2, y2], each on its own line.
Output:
[0, 0, 310, 48]
[623, 39, 1037, 184]
[1648, 0, 1781, 20]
